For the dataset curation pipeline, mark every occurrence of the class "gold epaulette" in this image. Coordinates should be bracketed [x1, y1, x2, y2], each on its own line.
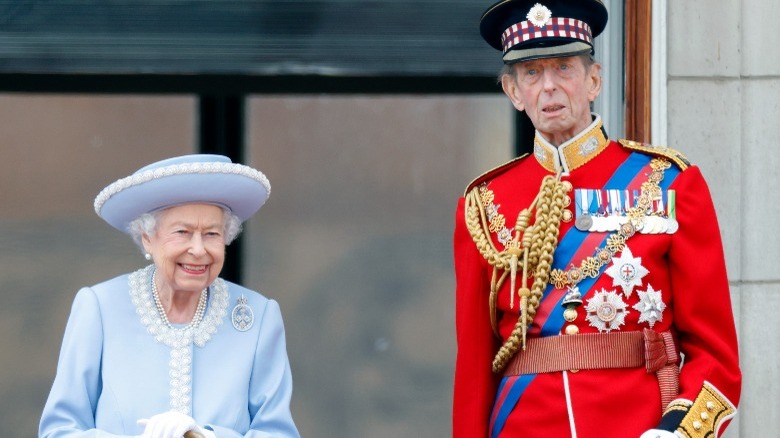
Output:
[618, 139, 690, 170]
[463, 153, 529, 196]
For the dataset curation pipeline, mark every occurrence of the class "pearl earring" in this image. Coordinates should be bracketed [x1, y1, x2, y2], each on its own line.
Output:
[145, 253, 152, 260]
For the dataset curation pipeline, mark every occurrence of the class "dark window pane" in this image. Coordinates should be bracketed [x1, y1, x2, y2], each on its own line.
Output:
[245, 95, 511, 437]
[0, 94, 194, 437]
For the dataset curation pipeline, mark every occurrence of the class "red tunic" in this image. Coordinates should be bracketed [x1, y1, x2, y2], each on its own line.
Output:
[453, 123, 741, 438]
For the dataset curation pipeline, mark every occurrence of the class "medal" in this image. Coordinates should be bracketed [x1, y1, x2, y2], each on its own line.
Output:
[231, 294, 254, 332]
[591, 216, 611, 232]
[633, 285, 666, 327]
[641, 215, 661, 234]
[666, 190, 678, 234]
[604, 245, 649, 298]
[657, 216, 669, 233]
[666, 218, 679, 234]
[574, 189, 594, 231]
[575, 214, 593, 231]
[602, 215, 621, 231]
[585, 289, 629, 333]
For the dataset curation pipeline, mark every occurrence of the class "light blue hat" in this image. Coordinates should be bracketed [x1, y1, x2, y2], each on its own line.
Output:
[94, 154, 271, 233]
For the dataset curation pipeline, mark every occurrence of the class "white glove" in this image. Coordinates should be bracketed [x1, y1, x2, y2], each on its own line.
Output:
[137, 410, 216, 438]
[639, 429, 679, 438]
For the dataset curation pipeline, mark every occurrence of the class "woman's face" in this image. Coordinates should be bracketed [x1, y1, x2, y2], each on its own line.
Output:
[142, 203, 226, 295]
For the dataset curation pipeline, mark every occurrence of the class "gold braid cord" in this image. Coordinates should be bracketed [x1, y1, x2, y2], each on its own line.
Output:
[465, 175, 571, 373]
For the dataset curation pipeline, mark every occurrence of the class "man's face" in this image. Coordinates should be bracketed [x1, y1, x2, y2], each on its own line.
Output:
[502, 56, 602, 146]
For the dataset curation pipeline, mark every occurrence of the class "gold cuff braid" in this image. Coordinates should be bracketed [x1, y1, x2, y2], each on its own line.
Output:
[674, 382, 736, 438]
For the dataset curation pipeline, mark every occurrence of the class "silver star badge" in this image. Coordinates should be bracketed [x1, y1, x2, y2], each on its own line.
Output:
[604, 246, 649, 298]
[633, 285, 666, 327]
[585, 289, 629, 333]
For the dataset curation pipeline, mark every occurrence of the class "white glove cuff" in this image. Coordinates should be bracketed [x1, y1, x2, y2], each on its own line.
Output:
[639, 429, 679, 438]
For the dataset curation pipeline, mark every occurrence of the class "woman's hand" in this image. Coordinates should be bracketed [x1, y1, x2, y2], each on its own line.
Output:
[137, 410, 216, 438]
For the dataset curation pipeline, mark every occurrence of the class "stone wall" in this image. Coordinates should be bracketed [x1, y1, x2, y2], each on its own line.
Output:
[666, 1, 780, 436]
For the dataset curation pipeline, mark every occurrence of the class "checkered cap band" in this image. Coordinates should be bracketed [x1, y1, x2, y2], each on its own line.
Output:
[501, 17, 593, 53]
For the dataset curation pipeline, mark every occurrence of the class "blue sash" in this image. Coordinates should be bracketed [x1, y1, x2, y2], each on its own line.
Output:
[489, 152, 681, 437]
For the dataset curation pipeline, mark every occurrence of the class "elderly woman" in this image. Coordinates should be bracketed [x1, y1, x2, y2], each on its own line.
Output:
[40, 155, 300, 438]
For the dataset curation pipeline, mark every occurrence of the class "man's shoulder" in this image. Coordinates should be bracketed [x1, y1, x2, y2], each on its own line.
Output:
[463, 153, 531, 196]
[617, 139, 691, 170]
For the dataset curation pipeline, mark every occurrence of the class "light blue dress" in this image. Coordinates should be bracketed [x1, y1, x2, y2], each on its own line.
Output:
[40, 265, 300, 438]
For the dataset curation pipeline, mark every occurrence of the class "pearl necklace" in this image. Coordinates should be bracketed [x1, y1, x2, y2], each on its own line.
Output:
[151, 271, 208, 330]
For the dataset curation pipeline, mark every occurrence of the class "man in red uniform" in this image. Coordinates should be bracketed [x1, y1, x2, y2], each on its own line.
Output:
[452, 1, 741, 437]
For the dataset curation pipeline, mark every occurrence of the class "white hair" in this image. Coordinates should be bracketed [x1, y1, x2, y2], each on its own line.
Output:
[127, 206, 243, 252]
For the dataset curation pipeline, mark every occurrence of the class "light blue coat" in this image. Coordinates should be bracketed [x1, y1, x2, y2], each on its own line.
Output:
[40, 267, 300, 438]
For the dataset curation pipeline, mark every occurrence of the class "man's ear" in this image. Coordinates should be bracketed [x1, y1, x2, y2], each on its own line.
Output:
[587, 63, 603, 102]
[501, 71, 526, 112]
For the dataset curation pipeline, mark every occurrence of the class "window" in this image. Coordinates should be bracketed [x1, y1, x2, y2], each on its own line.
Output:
[2, 2, 643, 436]
[0, 94, 194, 436]
[245, 95, 510, 436]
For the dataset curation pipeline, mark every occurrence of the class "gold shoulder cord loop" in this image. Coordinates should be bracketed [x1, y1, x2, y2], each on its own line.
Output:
[465, 188, 509, 270]
[466, 187, 510, 339]
[466, 158, 672, 373]
[464, 174, 571, 373]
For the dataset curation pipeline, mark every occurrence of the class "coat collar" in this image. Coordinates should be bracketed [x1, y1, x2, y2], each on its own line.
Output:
[533, 114, 609, 174]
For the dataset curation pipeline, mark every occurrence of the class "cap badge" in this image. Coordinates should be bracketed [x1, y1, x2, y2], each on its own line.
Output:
[633, 284, 666, 327]
[527, 3, 552, 28]
[231, 294, 254, 332]
[585, 289, 629, 333]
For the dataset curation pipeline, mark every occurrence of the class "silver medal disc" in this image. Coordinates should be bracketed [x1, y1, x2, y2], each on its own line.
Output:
[666, 218, 679, 234]
[575, 214, 593, 231]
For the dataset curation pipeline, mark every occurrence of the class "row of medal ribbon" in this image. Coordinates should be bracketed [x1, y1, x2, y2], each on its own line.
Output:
[574, 188, 678, 234]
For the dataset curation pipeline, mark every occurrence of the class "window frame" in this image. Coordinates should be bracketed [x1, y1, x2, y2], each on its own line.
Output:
[625, 0, 653, 143]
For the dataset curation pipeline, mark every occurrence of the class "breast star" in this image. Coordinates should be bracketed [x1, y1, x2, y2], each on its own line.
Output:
[633, 284, 666, 327]
[604, 245, 649, 298]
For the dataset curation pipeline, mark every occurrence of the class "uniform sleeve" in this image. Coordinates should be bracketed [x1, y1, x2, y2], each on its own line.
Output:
[452, 196, 501, 438]
[39, 288, 134, 438]
[658, 165, 742, 436]
[208, 299, 300, 438]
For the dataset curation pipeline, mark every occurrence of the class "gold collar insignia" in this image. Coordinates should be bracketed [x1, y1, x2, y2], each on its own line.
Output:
[534, 115, 609, 173]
